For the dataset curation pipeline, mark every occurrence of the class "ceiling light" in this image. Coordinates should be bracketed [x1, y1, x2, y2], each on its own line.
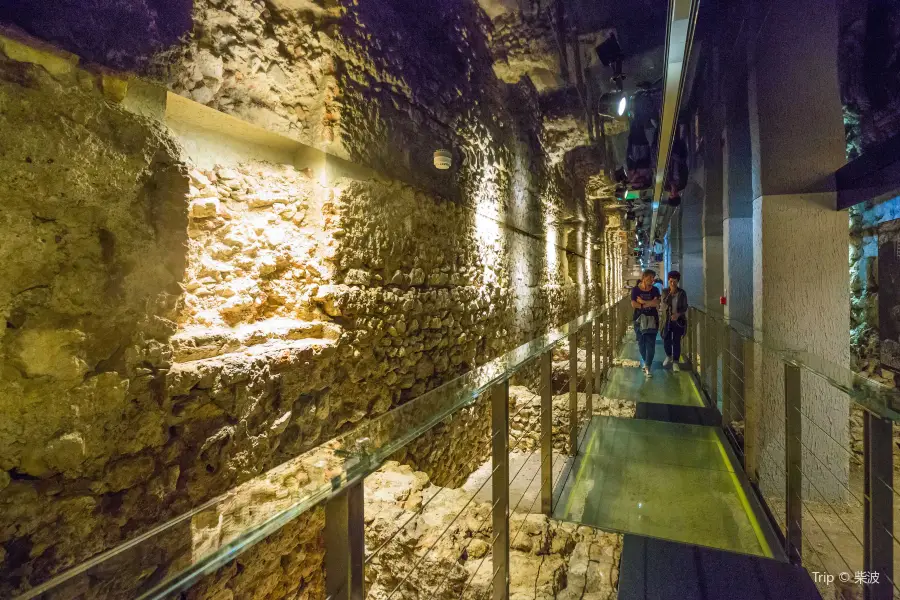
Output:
[618, 96, 627, 116]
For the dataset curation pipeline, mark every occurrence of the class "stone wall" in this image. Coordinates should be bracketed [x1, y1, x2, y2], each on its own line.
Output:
[0, 45, 192, 594]
[839, 0, 900, 160]
[0, 4, 610, 595]
[363, 461, 622, 600]
[849, 197, 900, 383]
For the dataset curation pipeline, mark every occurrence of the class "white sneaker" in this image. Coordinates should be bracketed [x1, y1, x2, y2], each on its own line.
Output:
[663, 356, 672, 368]
[672, 362, 681, 372]
[643, 366, 652, 378]
[639, 359, 645, 369]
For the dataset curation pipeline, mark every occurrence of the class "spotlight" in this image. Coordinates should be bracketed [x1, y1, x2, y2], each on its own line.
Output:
[618, 96, 627, 116]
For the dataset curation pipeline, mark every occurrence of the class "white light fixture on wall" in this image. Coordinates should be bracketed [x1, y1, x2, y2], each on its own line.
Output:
[617, 96, 627, 116]
[434, 149, 452, 170]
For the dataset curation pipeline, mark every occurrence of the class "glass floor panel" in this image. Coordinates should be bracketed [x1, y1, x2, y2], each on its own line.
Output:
[619, 338, 656, 361]
[602, 367, 705, 406]
[584, 418, 734, 471]
[554, 416, 771, 558]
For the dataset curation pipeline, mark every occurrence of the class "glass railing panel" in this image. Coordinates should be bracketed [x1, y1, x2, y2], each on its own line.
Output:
[688, 307, 900, 423]
[686, 305, 900, 598]
[20, 297, 630, 600]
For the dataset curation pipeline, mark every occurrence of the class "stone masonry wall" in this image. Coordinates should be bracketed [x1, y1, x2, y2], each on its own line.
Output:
[0, 13, 606, 597]
[0, 45, 193, 595]
[848, 199, 900, 468]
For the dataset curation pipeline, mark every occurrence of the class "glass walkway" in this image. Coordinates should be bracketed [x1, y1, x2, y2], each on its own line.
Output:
[554, 337, 778, 559]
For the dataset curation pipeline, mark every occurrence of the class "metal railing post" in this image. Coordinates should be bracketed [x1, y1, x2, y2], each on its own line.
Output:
[697, 313, 704, 388]
[491, 380, 510, 600]
[607, 306, 613, 374]
[325, 479, 365, 600]
[743, 338, 758, 482]
[864, 412, 893, 600]
[610, 301, 616, 364]
[722, 324, 731, 429]
[784, 363, 803, 565]
[684, 309, 692, 369]
[710, 317, 719, 410]
[540, 351, 552, 515]
[608, 306, 614, 369]
[585, 321, 593, 418]
[692, 311, 698, 370]
[568, 331, 579, 455]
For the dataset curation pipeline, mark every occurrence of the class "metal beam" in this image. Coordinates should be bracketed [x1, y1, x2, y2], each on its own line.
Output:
[491, 380, 510, 600]
[649, 0, 701, 242]
[540, 351, 553, 515]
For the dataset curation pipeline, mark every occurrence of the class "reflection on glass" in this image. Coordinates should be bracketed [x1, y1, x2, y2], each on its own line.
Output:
[21, 299, 630, 600]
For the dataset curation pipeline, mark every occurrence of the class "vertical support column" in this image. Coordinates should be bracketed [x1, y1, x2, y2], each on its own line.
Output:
[325, 480, 365, 600]
[748, 0, 850, 504]
[540, 351, 553, 515]
[864, 413, 893, 600]
[743, 338, 758, 482]
[491, 380, 510, 600]
[585, 321, 593, 418]
[784, 363, 803, 564]
[594, 315, 603, 391]
[568, 331, 579, 455]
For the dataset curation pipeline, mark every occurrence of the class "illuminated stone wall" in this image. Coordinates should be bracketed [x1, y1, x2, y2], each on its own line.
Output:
[0, 1, 611, 595]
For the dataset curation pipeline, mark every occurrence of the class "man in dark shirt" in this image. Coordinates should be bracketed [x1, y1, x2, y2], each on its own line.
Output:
[631, 269, 661, 376]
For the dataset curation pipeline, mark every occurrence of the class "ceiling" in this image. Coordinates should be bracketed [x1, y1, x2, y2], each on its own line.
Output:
[477, 0, 669, 249]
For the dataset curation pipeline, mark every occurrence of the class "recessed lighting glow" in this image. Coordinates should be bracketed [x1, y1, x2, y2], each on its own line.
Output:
[617, 96, 627, 116]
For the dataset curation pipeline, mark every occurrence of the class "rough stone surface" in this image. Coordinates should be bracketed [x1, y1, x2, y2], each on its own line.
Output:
[839, 0, 900, 160]
[0, 47, 192, 595]
[364, 461, 622, 600]
[0, 2, 621, 596]
[0, 1, 193, 71]
[508, 386, 635, 456]
[847, 200, 900, 469]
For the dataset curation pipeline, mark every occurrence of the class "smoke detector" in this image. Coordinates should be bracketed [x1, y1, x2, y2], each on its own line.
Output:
[434, 149, 452, 170]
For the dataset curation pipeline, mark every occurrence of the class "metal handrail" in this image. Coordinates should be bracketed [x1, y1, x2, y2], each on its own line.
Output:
[687, 305, 900, 422]
[682, 305, 896, 600]
[18, 295, 633, 600]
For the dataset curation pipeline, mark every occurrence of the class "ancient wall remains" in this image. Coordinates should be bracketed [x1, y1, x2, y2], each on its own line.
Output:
[0, 0, 610, 593]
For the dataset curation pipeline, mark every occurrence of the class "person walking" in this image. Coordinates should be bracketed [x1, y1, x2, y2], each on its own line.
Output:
[631, 269, 661, 377]
[660, 271, 689, 371]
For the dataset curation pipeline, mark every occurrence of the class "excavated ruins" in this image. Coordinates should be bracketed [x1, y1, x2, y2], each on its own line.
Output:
[4, 1, 900, 599]
[0, 0, 634, 597]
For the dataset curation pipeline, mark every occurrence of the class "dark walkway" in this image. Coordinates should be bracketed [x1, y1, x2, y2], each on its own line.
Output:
[553, 331, 822, 598]
[618, 535, 821, 600]
[554, 337, 773, 557]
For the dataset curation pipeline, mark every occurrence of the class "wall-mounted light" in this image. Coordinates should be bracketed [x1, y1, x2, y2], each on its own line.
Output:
[434, 149, 452, 170]
[618, 96, 627, 116]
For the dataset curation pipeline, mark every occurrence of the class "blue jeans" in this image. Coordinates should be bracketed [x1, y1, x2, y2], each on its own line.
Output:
[634, 323, 657, 367]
